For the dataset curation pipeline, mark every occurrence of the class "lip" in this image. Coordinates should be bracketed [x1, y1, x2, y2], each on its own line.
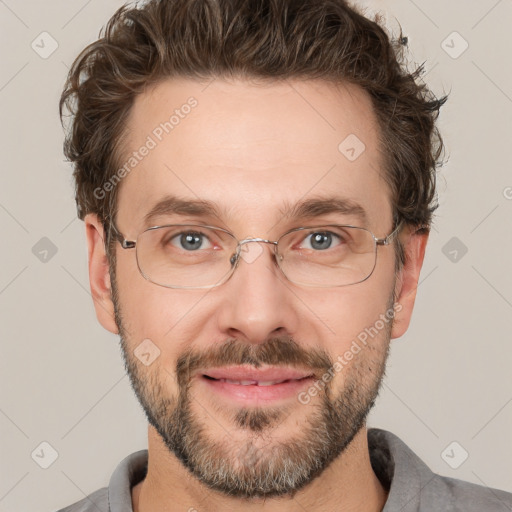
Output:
[197, 366, 316, 404]
[201, 365, 314, 382]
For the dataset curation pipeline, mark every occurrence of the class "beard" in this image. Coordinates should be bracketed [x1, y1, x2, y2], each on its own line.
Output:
[110, 269, 395, 499]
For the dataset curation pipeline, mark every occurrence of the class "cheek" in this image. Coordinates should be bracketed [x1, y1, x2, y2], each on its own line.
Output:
[313, 289, 393, 394]
[114, 262, 208, 362]
[306, 278, 395, 357]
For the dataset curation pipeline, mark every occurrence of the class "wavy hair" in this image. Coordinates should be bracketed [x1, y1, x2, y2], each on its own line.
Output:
[60, 0, 448, 272]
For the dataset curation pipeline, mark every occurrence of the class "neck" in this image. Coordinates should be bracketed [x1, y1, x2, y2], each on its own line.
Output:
[132, 425, 388, 512]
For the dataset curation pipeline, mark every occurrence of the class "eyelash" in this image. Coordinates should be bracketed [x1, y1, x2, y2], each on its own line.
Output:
[166, 229, 347, 252]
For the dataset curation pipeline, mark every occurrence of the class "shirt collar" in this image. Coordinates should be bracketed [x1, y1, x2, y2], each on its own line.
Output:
[108, 449, 147, 511]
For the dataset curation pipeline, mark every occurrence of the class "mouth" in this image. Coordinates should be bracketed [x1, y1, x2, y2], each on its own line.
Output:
[202, 375, 312, 386]
[197, 366, 316, 403]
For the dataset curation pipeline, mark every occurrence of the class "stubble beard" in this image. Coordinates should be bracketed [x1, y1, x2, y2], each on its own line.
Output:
[111, 269, 394, 499]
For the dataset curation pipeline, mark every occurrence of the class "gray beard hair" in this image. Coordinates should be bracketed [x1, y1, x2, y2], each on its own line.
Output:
[112, 269, 393, 498]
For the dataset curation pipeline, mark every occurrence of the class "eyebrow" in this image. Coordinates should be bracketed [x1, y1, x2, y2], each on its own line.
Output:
[142, 194, 368, 228]
[142, 195, 226, 228]
[278, 196, 368, 226]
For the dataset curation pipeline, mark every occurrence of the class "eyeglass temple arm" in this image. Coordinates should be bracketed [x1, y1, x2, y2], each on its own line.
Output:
[104, 220, 136, 249]
[375, 219, 404, 246]
[375, 219, 430, 246]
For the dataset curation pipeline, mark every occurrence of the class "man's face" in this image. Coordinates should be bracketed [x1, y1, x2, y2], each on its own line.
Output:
[96, 78, 406, 497]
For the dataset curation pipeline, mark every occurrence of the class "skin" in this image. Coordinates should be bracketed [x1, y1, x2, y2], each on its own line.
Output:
[85, 77, 428, 512]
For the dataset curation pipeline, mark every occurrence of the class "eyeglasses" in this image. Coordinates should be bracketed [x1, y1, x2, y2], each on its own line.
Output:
[110, 219, 403, 289]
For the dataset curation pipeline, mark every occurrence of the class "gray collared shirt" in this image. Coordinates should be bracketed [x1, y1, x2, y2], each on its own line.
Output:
[56, 428, 512, 511]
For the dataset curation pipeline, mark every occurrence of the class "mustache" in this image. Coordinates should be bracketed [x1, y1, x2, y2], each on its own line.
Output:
[175, 336, 333, 389]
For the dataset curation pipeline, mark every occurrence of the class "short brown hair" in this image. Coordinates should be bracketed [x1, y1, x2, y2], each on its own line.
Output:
[59, 0, 448, 272]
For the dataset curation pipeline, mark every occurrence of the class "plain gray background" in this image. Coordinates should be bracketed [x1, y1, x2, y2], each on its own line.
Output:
[1, 0, 511, 510]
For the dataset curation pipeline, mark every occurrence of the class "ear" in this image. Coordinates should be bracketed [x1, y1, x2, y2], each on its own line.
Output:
[391, 227, 429, 339]
[84, 213, 119, 334]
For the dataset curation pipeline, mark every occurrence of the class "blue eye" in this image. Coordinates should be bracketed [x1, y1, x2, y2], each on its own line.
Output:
[169, 231, 213, 251]
[301, 231, 344, 251]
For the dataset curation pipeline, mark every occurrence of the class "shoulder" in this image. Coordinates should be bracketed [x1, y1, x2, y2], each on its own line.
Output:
[54, 449, 147, 512]
[426, 473, 512, 511]
[55, 486, 108, 512]
[368, 428, 512, 512]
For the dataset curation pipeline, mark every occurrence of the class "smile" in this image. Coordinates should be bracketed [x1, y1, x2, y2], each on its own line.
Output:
[199, 373, 315, 403]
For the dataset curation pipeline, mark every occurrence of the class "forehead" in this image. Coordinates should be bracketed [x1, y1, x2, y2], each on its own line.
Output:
[116, 77, 391, 235]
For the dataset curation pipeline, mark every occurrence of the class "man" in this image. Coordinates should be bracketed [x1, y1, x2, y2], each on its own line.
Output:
[57, 0, 512, 511]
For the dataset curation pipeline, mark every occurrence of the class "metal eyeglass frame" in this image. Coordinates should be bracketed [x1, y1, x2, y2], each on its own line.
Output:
[108, 218, 404, 289]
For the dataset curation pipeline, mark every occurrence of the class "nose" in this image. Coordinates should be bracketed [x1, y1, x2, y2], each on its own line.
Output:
[215, 240, 299, 345]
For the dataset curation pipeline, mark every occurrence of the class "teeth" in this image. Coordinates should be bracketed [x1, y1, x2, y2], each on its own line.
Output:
[222, 379, 257, 385]
[219, 378, 288, 386]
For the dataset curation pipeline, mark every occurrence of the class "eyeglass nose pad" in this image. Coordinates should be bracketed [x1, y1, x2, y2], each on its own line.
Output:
[229, 250, 240, 268]
[229, 243, 279, 269]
